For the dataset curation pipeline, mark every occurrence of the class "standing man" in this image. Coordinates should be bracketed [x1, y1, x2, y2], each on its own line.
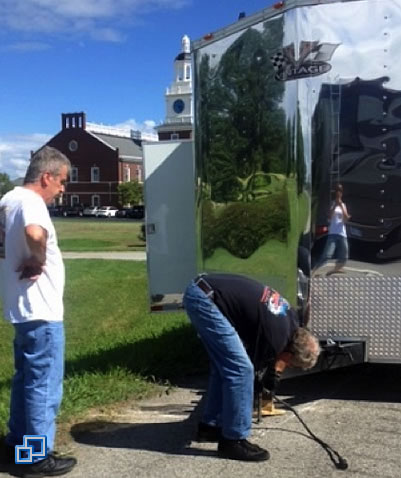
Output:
[183, 273, 320, 462]
[0, 146, 77, 476]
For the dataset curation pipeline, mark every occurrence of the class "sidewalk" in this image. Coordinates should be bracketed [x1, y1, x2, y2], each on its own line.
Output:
[62, 252, 146, 261]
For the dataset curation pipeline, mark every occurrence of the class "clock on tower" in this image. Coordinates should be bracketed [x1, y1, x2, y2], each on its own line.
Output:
[173, 99, 185, 114]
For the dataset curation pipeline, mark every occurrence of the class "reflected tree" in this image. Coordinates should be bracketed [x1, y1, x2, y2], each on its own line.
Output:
[197, 17, 291, 259]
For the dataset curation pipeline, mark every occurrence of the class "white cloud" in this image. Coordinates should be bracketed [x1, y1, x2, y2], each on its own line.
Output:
[112, 118, 157, 133]
[0, 133, 51, 179]
[0, 0, 190, 43]
[90, 27, 125, 43]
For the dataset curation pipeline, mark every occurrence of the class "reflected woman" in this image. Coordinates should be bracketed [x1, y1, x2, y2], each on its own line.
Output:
[314, 183, 351, 275]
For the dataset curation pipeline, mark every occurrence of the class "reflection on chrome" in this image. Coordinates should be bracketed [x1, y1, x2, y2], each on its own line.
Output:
[194, 14, 306, 304]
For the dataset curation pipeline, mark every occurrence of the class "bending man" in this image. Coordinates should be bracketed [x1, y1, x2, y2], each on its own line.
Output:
[183, 273, 320, 462]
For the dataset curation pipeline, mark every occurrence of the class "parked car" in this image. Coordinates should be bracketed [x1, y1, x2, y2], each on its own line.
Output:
[83, 206, 99, 217]
[60, 205, 84, 217]
[47, 205, 64, 217]
[116, 208, 132, 218]
[96, 206, 119, 218]
[130, 205, 145, 219]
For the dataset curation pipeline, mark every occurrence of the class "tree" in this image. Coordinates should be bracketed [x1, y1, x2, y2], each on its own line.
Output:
[117, 180, 143, 207]
[0, 173, 13, 198]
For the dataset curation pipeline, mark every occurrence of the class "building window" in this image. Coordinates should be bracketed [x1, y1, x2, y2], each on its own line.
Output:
[170, 133, 179, 140]
[185, 65, 191, 80]
[91, 166, 100, 182]
[178, 67, 183, 81]
[92, 195, 100, 207]
[123, 166, 130, 182]
[70, 167, 78, 182]
[71, 195, 80, 206]
[136, 166, 142, 183]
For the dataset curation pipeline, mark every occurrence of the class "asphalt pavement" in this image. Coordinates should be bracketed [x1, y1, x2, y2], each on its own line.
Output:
[2, 364, 399, 478]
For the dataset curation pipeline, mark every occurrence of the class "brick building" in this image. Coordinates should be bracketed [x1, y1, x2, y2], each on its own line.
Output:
[43, 112, 152, 207]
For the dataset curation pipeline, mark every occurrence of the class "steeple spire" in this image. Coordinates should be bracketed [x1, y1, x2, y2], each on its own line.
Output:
[182, 34, 190, 54]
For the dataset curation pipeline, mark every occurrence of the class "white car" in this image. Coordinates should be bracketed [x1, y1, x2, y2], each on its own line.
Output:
[96, 206, 119, 218]
[83, 206, 99, 217]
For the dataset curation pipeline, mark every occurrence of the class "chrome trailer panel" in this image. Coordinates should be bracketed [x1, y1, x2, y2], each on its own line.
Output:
[192, 0, 401, 362]
[145, 0, 401, 362]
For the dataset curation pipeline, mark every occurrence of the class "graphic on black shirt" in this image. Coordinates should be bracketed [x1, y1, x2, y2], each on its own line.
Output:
[261, 286, 290, 316]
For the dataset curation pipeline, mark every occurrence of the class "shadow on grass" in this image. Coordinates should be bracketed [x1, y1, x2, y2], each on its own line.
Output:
[64, 323, 208, 383]
[0, 324, 208, 396]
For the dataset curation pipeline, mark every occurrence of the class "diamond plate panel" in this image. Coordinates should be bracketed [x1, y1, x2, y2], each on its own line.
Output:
[311, 277, 401, 362]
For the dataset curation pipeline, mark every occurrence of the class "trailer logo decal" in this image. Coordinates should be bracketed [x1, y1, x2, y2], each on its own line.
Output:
[270, 41, 339, 81]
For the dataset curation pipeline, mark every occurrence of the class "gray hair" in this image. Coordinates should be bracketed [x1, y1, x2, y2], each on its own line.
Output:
[288, 328, 321, 370]
[24, 146, 71, 184]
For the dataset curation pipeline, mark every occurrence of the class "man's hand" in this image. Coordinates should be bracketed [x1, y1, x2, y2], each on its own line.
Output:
[18, 224, 47, 280]
[16, 257, 44, 280]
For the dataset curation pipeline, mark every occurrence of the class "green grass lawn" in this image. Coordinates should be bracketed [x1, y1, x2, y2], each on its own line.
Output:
[0, 260, 207, 437]
[54, 218, 145, 251]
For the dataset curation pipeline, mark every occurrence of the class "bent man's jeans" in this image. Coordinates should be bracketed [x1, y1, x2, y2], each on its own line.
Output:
[183, 281, 254, 440]
[6, 320, 65, 460]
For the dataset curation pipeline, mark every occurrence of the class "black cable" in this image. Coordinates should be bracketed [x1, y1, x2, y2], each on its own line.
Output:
[273, 394, 348, 470]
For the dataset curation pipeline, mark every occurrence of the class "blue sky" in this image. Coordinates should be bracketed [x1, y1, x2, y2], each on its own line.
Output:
[0, 0, 276, 179]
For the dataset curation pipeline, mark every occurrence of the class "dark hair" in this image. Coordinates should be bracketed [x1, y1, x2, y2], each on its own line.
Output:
[24, 146, 71, 184]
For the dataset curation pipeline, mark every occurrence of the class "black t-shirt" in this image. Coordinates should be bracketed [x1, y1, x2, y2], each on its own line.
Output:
[204, 273, 299, 371]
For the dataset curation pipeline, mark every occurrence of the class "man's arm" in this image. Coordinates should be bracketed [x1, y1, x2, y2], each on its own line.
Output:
[17, 224, 47, 280]
[340, 202, 351, 222]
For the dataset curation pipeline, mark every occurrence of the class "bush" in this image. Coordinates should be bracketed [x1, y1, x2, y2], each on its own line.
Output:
[202, 192, 289, 259]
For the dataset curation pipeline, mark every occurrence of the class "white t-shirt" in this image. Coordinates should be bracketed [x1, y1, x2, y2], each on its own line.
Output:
[0, 187, 65, 323]
[328, 204, 347, 237]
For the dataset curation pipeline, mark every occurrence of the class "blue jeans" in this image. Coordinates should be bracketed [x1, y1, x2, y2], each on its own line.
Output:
[183, 281, 254, 440]
[315, 234, 348, 269]
[6, 320, 65, 460]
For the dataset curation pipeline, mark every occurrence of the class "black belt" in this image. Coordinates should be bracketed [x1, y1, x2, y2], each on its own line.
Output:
[194, 275, 214, 298]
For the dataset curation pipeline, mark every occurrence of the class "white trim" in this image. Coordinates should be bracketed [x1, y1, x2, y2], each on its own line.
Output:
[119, 155, 143, 161]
